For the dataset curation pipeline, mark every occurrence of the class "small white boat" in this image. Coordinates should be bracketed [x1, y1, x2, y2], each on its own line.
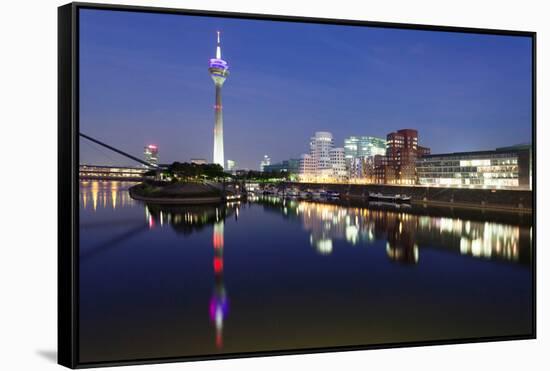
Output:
[395, 194, 411, 202]
[326, 190, 340, 198]
[369, 192, 410, 202]
[311, 188, 327, 198]
[286, 188, 300, 197]
[369, 192, 394, 201]
[300, 190, 312, 198]
[263, 187, 278, 195]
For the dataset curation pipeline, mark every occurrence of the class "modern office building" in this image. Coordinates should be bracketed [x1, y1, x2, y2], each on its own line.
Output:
[329, 148, 347, 179]
[386, 129, 418, 184]
[416, 145, 532, 189]
[344, 136, 386, 160]
[310, 132, 334, 172]
[209, 31, 229, 169]
[143, 144, 159, 167]
[260, 155, 271, 172]
[344, 136, 386, 180]
[374, 129, 430, 185]
[263, 158, 301, 174]
[226, 160, 236, 172]
[299, 154, 316, 178]
[299, 132, 348, 181]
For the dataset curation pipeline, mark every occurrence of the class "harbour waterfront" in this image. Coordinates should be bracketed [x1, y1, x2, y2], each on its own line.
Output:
[288, 182, 533, 211]
[79, 181, 533, 363]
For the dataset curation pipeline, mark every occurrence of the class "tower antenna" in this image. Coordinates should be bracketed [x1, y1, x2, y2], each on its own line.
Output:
[216, 31, 222, 59]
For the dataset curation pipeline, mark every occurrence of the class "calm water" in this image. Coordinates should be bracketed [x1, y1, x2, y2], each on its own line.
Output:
[79, 181, 533, 363]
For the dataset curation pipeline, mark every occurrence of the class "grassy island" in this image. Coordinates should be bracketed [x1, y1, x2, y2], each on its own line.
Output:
[129, 162, 232, 204]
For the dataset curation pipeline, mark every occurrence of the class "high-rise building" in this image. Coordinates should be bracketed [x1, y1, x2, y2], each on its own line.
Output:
[299, 132, 348, 182]
[299, 154, 315, 178]
[344, 136, 386, 160]
[373, 129, 430, 185]
[226, 160, 236, 172]
[344, 136, 386, 180]
[388, 129, 417, 184]
[260, 155, 271, 172]
[209, 31, 229, 169]
[309, 132, 334, 172]
[263, 158, 301, 174]
[329, 148, 347, 179]
[143, 145, 159, 167]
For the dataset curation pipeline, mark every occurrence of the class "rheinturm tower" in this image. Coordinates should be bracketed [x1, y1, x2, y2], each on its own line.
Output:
[209, 31, 229, 168]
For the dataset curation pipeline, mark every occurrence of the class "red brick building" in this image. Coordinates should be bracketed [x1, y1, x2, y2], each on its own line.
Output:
[374, 129, 430, 185]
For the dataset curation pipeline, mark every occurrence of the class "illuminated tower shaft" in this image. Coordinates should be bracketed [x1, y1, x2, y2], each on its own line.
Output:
[213, 85, 224, 167]
[209, 31, 229, 168]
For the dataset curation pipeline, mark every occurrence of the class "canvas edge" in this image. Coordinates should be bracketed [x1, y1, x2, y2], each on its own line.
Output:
[58, 3, 79, 369]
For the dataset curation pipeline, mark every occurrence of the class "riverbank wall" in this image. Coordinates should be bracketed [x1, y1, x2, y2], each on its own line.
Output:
[285, 182, 533, 212]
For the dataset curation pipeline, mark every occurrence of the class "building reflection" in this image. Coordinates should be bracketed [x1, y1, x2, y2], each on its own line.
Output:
[80, 181, 136, 211]
[253, 196, 531, 266]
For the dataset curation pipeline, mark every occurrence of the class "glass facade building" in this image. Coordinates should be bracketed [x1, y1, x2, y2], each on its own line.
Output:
[264, 158, 301, 174]
[344, 136, 386, 181]
[344, 136, 386, 160]
[416, 145, 531, 189]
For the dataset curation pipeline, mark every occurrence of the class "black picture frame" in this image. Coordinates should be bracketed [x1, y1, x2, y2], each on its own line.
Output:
[58, 2, 537, 368]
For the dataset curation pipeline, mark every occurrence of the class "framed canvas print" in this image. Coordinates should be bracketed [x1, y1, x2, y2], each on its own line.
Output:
[58, 2, 536, 368]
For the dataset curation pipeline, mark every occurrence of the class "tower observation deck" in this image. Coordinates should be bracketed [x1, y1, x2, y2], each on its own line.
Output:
[209, 31, 229, 169]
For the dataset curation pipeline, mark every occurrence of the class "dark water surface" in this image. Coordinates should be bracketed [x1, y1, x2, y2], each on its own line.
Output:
[79, 181, 533, 363]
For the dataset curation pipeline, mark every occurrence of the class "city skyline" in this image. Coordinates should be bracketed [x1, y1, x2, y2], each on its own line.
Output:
[79, 9, 532, 169]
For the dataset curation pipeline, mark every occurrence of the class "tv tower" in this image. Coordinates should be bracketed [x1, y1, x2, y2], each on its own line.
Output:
[209, 31, 229, 168]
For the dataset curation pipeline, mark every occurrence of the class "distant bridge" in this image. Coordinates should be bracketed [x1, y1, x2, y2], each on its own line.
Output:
[79, 164, 147, 181]
[79, 133, 165, 181]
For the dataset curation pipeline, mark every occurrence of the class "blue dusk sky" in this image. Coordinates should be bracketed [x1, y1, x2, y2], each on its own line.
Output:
[79, 8, 532, 169]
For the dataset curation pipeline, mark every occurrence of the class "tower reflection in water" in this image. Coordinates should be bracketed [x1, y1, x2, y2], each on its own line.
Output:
[143, 201, 238, 349]
[210, 221, 228, 349]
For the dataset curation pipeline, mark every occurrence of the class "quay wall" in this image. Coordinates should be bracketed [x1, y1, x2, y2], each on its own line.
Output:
[284, 182, 533, 211]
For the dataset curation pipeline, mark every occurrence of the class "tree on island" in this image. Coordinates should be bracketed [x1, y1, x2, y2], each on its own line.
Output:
[234, 170, 290, 182]
[168, 162, 231, 181]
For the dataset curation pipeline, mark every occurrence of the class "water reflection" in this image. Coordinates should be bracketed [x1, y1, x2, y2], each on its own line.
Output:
[80, 181, 136, 211]
[144, 202, 238, 349]
[253, 196, 531, 266]
[81, 185, 529, 266]
[79, 183, 532, 356]
[145, 203, 236, 235]
[210, 221, 228, 348]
